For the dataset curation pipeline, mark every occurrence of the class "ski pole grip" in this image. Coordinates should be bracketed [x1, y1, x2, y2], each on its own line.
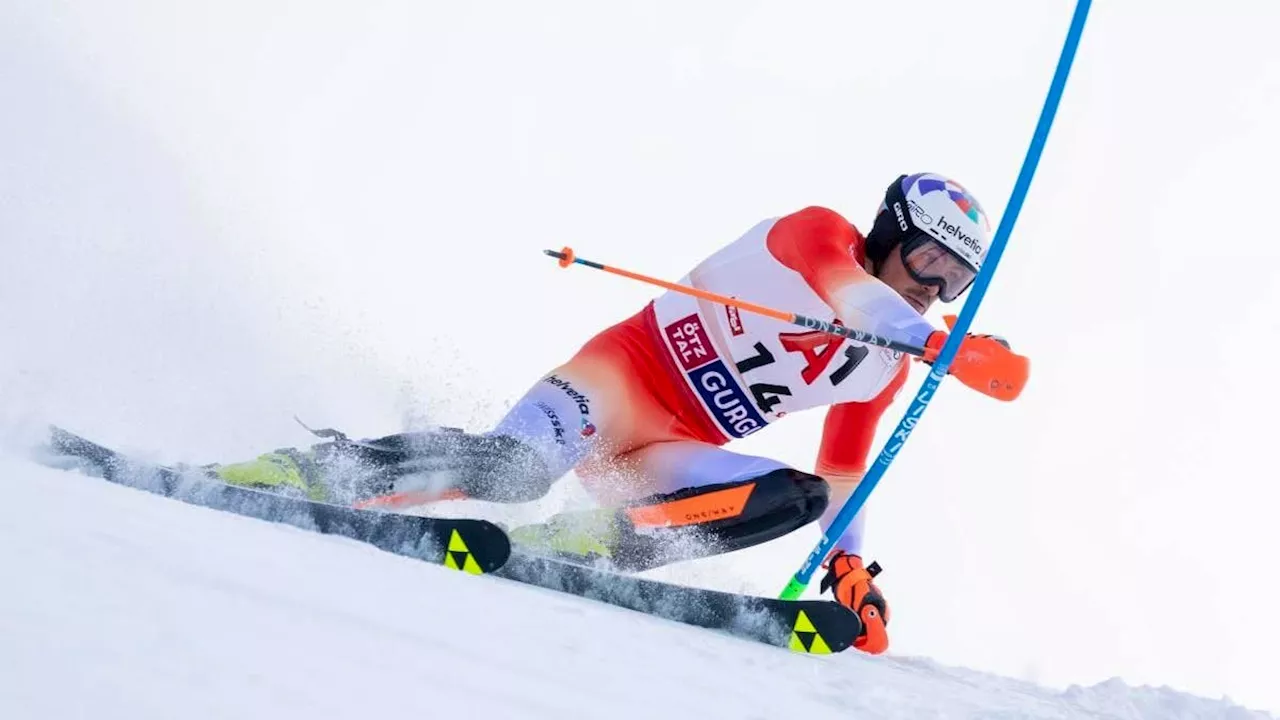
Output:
[544, 247, 575, 267]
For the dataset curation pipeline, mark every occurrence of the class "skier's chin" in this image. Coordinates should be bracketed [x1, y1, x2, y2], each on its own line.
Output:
[902, 294, 929, 314]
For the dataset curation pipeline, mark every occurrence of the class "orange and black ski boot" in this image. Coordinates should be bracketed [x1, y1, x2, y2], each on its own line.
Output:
[820, 550, 889, 654]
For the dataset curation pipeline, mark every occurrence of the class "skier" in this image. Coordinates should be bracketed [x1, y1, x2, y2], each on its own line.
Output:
[211, 172, 1028, 655]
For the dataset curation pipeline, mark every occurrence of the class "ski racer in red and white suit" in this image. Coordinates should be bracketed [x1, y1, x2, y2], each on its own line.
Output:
[216, 173, 1027, 655]
[477, 173, 1029, 653]
[500, 206, 928, 556]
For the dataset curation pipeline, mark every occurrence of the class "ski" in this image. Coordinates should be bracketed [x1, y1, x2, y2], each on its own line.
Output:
[495, 551, 864, 654]
[39, 426, 862, 653]
[39, 426, 511, 575]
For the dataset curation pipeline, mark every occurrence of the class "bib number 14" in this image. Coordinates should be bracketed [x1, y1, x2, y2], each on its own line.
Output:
[734, 329, 868, 413]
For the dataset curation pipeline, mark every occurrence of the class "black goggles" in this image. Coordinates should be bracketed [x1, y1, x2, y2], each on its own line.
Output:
[899, 233, 979, 303]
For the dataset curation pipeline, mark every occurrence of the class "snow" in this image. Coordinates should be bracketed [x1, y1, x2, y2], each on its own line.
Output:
[1, 453, 1270, 720]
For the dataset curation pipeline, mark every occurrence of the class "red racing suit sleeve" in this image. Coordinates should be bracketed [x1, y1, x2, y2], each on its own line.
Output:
[766, 206, 935, 348]
[812, 362, 909, 556]
[764, 205, 871, 315]
[815, 362, 909, 490]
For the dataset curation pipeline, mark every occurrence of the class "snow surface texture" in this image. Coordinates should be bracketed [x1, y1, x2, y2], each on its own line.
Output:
[1, 454, 1270, 720]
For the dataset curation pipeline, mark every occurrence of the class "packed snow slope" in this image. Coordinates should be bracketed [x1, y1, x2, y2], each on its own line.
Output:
[0, 454, 1268, 720]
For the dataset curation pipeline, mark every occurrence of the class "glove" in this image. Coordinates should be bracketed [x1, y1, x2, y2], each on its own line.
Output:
[820, 551, 890, 654]
[921, 315, 1029, 402]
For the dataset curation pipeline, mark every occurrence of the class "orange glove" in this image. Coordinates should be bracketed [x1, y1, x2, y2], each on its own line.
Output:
[921, 315, 1029, 402]
[820, 551, 890, 654]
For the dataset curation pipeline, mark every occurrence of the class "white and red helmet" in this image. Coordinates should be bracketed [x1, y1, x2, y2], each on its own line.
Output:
[864, 173, 992, 302]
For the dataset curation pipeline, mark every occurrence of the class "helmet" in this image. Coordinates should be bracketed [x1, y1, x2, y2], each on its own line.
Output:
[863, 173, 992, 302]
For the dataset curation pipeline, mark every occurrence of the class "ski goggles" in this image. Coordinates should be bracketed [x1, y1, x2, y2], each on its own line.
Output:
[900, 233, 979, 303]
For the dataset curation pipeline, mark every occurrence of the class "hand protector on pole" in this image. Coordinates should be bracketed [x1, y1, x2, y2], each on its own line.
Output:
[820, 552, 890, 654]
[921, 315, 1030, 402]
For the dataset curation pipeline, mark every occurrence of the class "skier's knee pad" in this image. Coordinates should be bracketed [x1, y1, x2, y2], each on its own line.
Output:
[738, 467, 830, 531]
[624, 468, 829, 559]
[404, 430, 556, 503]
[459, 432, 556, 503]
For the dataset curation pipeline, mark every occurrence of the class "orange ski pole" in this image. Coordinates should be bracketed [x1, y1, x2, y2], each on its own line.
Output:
[544, 247, 932, 359]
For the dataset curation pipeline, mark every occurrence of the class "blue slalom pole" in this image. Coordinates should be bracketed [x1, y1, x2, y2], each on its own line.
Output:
[780, 0, 1092, 600]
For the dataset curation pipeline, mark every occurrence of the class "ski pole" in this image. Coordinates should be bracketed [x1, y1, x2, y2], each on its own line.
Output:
[778, 0, 1093, 600]
[544, 247, 931, 360]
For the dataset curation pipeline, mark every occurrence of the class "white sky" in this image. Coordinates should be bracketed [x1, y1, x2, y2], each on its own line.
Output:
[4, 0, 1279, 713]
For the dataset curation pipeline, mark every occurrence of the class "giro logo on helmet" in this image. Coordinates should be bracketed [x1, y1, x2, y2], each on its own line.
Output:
[907, 200, 933, 226]
[892, 202, 909, 231]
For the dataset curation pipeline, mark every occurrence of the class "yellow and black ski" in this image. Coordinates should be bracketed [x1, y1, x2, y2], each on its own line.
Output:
[497, 552, 864, 654]
[41, 426, 511, 575]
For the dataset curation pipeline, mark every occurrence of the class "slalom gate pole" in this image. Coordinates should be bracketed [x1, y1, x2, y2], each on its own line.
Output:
[544, 247, 932, 359]
[778, 0, 1093, 599]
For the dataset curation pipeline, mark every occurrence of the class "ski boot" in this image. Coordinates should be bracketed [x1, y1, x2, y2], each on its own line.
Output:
[509, 507, 624, 566]
[820, 550, 889, 654]
[208, 449, 328, 501]
[508, 504, 710, 570]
